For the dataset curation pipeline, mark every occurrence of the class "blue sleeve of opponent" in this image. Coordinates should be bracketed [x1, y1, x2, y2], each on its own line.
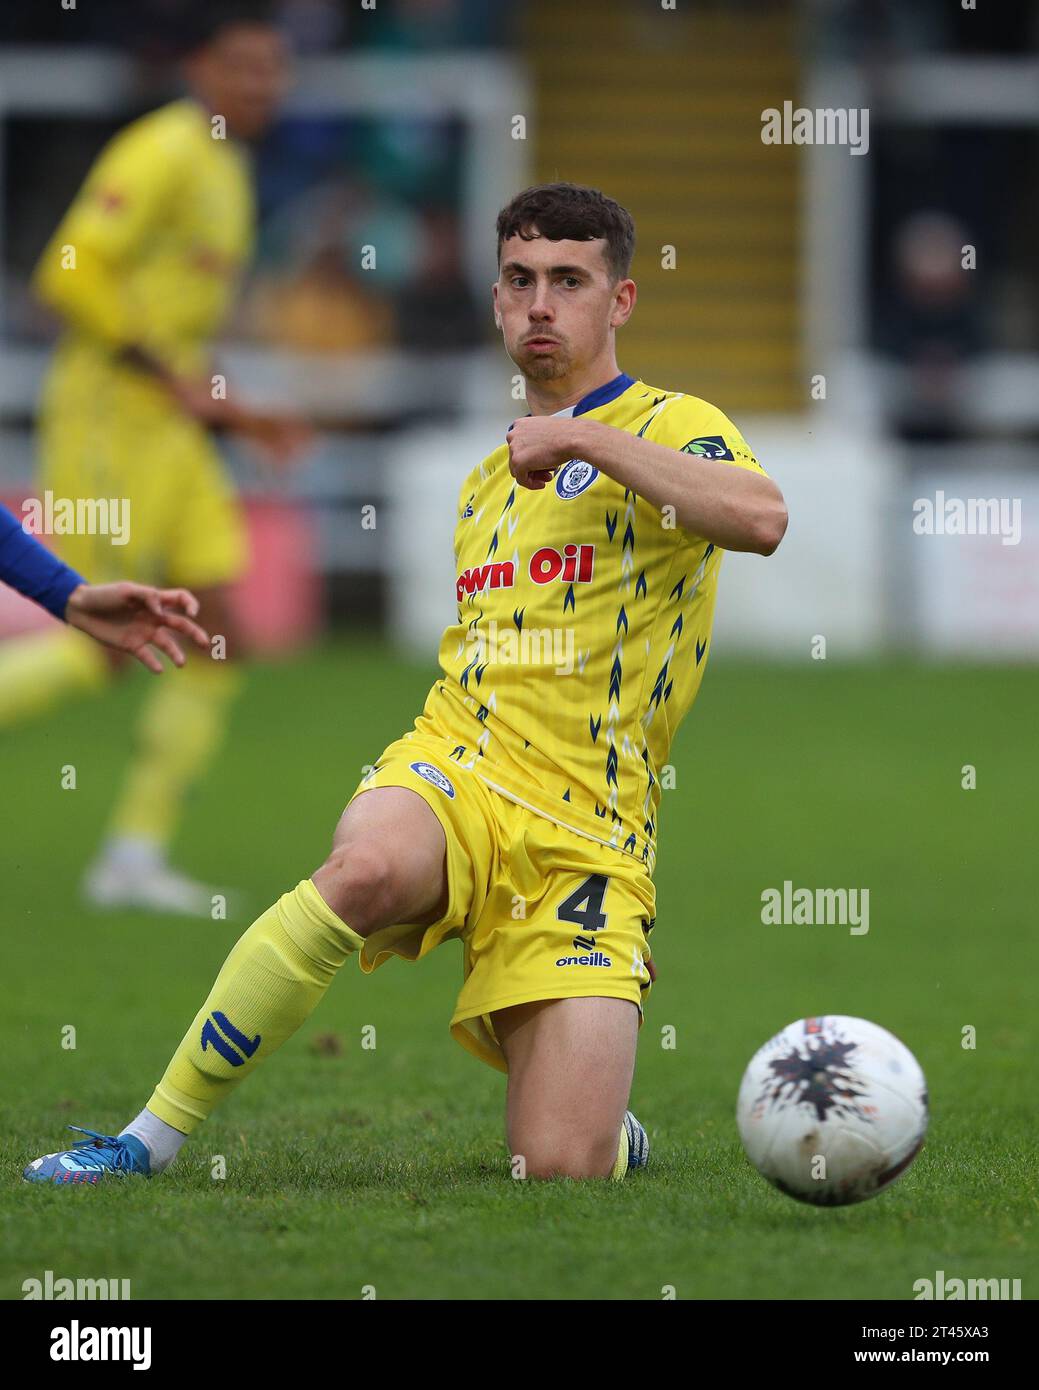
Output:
[0, 503, 86, 620]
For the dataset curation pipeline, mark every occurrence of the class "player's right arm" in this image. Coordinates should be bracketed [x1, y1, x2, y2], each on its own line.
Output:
[32, 116, 310, 468]
[32, 116, 181, 357]
[31, 124, 214, 424]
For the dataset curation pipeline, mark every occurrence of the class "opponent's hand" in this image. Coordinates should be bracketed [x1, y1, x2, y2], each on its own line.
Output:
[64, 583, 210, 673]
[505, 416, 578, 489]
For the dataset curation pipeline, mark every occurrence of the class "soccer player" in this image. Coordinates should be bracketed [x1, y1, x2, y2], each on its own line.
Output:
[0, 502, 209, 670]
[24, 183, 788, 1185]
[0, 3, 304, 913]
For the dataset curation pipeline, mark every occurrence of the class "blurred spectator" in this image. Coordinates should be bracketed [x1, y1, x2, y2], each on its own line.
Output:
[358, 117, 462, 204]
[273, 0, 345, 53]
[243, 183, 397, 352]
[808, 0, 1038, 62]
[359, 0, 514, 50]
[879, 212, 984, 441]
[393, 205, 485, 350]
[0, 0, 517, 51]
[246, 241, 393, 352]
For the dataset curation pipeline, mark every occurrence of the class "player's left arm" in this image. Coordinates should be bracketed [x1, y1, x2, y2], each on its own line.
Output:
[506, 407, 788, 555]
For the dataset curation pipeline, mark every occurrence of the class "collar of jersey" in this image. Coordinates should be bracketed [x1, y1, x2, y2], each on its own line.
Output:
[541, 371, 637, 420]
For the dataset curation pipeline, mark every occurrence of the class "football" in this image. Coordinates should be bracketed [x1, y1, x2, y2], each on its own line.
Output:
[736, 1015, 928, 1206]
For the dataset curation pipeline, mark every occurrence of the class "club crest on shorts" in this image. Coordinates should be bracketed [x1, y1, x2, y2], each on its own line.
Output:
[555, 458, 598, 499]
[409, 761, 455, 798]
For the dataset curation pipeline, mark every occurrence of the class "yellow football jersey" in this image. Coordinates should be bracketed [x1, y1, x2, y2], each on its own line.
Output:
[30, 99, 255, 589]
[34, 98, 255, 391]
[414, 373, 767, 873]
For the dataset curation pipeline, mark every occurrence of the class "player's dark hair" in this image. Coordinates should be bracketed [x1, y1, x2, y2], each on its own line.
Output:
[178, 0, 279, 56]
[496, 183, 636, 282]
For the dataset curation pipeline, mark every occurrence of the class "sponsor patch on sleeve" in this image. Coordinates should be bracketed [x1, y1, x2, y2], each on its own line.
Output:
[680, 435, 735, 461]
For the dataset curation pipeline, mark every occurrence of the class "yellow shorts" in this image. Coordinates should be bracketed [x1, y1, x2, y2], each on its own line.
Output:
[349, 731, 657, 1072]
[37, 367, 248, 590]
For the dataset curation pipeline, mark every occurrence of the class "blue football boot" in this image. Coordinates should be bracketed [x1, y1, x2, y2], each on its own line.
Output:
[23, 1126, 151, 1184]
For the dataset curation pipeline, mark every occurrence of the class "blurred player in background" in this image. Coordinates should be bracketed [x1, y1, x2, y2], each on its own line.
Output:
[0, 3, 306, 913]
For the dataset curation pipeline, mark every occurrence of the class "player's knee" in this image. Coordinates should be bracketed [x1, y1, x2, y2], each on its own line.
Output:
[513, 1127, 619, 1181]
[313, 841, 402, 937]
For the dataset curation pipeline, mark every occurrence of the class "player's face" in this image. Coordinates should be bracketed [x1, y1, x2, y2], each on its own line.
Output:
[187, 24, 291, 140]
[494, 233, 631, 383]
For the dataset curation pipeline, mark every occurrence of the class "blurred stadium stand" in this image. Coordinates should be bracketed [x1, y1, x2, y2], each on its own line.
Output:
[523, 0, 802, 412]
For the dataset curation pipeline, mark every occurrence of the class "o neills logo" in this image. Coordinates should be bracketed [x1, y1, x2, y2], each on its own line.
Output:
[457, 544, 594, 603]
[556, 950, 612, 968]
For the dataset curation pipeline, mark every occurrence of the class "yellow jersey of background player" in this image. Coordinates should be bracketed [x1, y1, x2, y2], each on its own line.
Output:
[0, 6, 306, 918]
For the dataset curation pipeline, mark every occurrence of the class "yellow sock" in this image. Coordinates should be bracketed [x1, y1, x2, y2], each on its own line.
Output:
[611, 1119, 630, 1181]
[107, 658, 242, 848]
[149, 879, 365, 1133]
[0, 628, 109, 726]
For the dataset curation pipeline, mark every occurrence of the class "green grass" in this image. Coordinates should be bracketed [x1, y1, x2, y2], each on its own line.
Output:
[2, 642, 1036, 1299]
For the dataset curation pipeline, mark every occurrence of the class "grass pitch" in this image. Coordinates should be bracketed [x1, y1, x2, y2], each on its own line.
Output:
[2, 641, 1035, 1299]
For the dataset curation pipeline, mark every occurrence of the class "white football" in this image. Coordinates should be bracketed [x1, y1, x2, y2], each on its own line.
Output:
[736, 1015, 928, 1206]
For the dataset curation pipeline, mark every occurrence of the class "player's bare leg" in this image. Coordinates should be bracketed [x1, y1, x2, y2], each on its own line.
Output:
[493, 996, 641, 1180]
[84, 582, 246, 915]
[25, 785, 450, 1182]
[312, 785, 449, 931]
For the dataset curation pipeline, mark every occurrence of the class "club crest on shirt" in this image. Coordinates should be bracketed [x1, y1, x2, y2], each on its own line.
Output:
[680, 435, 735, 461]
[555, 458, 599, 499]
[409, 761, 456, 798]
